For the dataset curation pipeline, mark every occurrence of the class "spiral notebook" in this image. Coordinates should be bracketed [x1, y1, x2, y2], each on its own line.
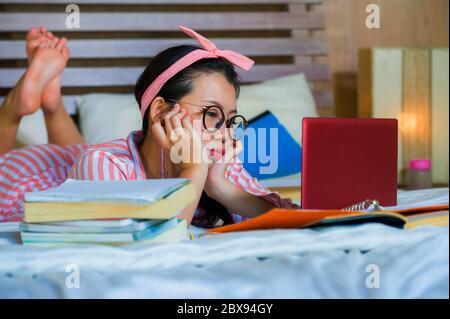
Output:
[24, 178, 190, 204]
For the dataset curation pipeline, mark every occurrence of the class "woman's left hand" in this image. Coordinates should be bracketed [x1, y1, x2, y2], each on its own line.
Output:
[204, 138, 243, 199]
[203, 138, 275, 218]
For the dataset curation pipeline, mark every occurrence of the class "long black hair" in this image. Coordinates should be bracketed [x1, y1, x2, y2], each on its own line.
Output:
[135, 44, 240, 227]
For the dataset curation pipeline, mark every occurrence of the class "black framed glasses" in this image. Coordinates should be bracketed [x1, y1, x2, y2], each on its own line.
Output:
[168, 99, 248, 140]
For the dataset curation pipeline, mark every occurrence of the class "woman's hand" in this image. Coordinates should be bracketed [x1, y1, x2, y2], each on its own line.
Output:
[151, 103, 210, 225]
[204, 137, 243, 199]
[151, 103, 207, 175]
[203, 137, 275, 218]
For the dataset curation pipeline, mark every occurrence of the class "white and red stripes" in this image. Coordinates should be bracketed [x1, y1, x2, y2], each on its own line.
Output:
[1, 130, 296, 226]
[194, 160, 299, 227]
[0, 143, 87, 221]
[67, 132, 147, 181]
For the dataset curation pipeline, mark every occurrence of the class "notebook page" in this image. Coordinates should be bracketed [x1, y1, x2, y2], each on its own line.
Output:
[24, 178, 189, 204]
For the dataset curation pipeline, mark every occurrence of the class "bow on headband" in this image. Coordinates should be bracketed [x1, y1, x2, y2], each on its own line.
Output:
[178, 26, 255, 71]
[140, 25, 255, 117]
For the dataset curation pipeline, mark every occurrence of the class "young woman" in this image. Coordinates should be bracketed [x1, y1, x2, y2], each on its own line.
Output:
[0, 26, 297, 226]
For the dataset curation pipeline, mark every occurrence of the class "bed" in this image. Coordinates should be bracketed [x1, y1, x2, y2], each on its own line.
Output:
[0, 1, 448, 299]
[0, 188, 448, 298]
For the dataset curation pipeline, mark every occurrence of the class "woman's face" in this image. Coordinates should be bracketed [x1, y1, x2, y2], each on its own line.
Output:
[174, 72, 238, 140]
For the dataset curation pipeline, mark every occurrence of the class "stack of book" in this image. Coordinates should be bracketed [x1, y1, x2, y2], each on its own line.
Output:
[20, 178, 195, 246]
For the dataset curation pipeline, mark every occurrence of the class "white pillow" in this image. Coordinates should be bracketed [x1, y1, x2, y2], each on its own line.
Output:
[76, 73, 317, 145]
[12, 73, 316, 147]
[12, 94, 141, 146]
[76, 93, 142, 145]
[237, 73, 317, 144]
[16, 109, 48, 145]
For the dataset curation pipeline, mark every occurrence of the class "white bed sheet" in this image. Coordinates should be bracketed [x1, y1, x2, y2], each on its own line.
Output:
[0, 189, 448, 299]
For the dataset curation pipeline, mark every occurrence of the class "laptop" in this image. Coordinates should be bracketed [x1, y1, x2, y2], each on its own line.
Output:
[301, 118, 398, 209]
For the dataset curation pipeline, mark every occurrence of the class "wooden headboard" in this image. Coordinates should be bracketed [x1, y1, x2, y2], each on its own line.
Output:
[0, 0, 332, 117]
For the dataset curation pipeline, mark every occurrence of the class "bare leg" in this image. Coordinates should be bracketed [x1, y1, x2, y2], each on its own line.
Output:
[0, 28, 84, 154]
[0, 85, 84, 154]
[27, 27, 84, 146]
[0, 53, 52, 154]
[43, 99, 84, 146]
[0, 87, 23, 155]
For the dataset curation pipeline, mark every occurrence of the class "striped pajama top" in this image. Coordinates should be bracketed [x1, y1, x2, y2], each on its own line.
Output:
[0, 130, 297, 226]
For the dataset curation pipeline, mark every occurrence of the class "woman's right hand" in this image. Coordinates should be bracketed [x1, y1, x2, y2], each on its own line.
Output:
[151, 103, 209, 225]
[151, 103, 207, 174]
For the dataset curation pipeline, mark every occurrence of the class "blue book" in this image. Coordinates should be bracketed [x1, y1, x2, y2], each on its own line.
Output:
[20, 218, 186, 244]
[239, 111, 302, 180]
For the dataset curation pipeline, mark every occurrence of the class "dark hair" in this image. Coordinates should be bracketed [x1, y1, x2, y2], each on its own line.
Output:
[135, 44, 241, 227]
[135, 44, 240, 138]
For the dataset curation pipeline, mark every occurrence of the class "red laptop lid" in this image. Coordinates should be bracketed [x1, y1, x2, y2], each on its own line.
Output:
[301, 118, 398, 209]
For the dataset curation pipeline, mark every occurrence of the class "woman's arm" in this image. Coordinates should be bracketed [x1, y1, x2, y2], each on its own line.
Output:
[203, 139, 281, 218]
[152, 103, 210, 226]
[206, 178, 275, 218]
[177, 165, 208, 225]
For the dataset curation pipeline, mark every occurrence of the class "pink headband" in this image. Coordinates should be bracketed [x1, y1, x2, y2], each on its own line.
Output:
[139, 25, 255, 117]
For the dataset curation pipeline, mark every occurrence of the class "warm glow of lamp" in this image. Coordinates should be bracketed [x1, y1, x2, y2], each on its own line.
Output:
[398, 111, 418, 137]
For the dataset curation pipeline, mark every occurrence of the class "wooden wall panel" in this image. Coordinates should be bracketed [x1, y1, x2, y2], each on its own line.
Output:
[401, 49, 432, 169]
[357, 49, 372, 118]
[431, 49, 449, 185]
[0, 11, 324, 31]
[372, 49, 403, 184]
[325, 0, 449, 117]
[359, 48, 448, 186]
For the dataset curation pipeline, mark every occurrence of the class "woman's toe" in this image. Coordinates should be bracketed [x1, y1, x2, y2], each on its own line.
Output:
[56, 38, 67, 51]
[62, 46, 70, 60]
[26, 27, 40, 41]
[50, 37, 59, 48]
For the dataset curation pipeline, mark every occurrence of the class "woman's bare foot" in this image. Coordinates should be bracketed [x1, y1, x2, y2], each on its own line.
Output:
[26, 26, 48, 63]
[41, 37, 69, 114]
[25, 27, 69, 114]
[19, 39, 69, 116]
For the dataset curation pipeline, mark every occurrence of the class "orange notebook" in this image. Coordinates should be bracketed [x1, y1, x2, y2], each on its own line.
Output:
[208, 205, 449, 234]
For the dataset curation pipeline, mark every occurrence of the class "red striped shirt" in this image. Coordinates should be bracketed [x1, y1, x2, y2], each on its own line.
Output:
[0, 143, 87, 221]
[0, 131, 298, 225]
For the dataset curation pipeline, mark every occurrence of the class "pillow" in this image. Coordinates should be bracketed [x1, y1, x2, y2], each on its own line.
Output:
[76, 73, 317, 146]
[76, 94, 142, 145]
[13, 73, 316, 150]
[16, 109, 48, 145]
[13, 96, 141, 147]
[237, 73, 318, 145]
